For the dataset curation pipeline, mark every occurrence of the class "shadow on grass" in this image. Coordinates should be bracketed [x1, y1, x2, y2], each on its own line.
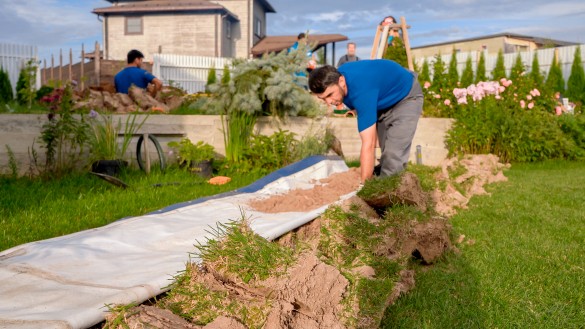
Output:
[381, 251, 487, 329]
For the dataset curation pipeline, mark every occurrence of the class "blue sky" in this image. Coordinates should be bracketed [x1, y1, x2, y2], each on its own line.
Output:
[1, 0, 584, 64]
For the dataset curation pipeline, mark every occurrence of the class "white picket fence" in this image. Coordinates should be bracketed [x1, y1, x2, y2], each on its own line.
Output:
[415, 44, 585, 85]
[153, 54, 233, 94]
[0, 43, 40, 95]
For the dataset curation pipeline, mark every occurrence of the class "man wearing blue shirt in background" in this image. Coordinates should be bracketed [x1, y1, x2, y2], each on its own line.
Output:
[115, 49, 162, 96]
[308, 60, 423, 182]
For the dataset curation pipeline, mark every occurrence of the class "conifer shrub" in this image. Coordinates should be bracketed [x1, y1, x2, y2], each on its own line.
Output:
[491, 49, 506, 80]
[546, 53, 565, 94]
[475, 51, 487, 83]
[460, 56, 474, 88]
[0, 67, 13, 104]
[418, 59, 431, 85]
[447, 50, 459, 90]
[567, 46, 585, 104]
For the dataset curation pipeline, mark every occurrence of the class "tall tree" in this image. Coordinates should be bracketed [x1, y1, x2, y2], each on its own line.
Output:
[566, 46, 585, 103]
[546, 53, 565, 94]
[491, 49, 506, 80]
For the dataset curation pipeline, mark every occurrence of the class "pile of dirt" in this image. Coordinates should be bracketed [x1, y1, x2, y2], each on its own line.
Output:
[106, 155, 509, 328]
[432, 154, 509, 216]
[72, 84, 186, 114]
[248, 168, 361, 213]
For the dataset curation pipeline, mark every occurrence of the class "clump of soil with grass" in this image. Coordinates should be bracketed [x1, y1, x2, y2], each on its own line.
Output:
[104, 154, 508, 329]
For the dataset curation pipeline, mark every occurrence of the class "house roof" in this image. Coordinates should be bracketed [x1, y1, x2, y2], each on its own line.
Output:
[93, 0, 239, 20]
[251, 34, 348, 56]
[412, 32, 578, 49]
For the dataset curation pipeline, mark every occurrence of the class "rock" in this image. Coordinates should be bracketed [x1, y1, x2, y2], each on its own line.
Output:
[115, 93, 134, 107]
[102, 91, 121, 111]
[351, 265, 376, 279]
[128, 86, 169, 112]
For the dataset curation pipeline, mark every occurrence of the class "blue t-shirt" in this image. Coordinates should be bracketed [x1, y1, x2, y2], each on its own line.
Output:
[338, 59, 413, 132]
[114, 67, 156, 94]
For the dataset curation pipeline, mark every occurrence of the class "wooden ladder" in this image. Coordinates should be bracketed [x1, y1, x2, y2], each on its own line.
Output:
[370, 16, 414, 71]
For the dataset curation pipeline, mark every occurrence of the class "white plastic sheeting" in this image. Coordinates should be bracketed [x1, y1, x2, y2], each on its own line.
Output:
[0, 156, 353, 329]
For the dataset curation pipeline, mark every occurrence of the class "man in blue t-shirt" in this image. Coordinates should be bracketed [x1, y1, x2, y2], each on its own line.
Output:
[308, 60, 423, 182]
[114, 49, 162, 96]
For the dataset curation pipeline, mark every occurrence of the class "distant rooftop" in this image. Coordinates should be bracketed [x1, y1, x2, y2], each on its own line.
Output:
[93, 0, 239, 19]
[251, 34, 348, 56]
[413, 32, 578, 49]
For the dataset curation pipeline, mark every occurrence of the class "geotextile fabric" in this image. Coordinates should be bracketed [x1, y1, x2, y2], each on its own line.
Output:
[0, 156, 353, 329]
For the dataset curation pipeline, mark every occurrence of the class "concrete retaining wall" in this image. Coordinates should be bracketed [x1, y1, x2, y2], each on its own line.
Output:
[0, 114, 452, 175]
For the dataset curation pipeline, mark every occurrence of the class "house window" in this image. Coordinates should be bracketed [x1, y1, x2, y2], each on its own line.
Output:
[254, 17, 262, 38]
[125, 17, 143, 35]
[226, 20, 231, 39]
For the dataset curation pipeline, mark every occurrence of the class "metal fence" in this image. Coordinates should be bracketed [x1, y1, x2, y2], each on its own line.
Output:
[0, 43, 40, 95]
[153, 54, 233, 94]
[415, 44, 585, 85]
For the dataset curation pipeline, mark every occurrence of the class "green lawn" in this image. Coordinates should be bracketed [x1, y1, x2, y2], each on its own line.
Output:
[382, 160, 585, 328]
[0, 168, 263, 251]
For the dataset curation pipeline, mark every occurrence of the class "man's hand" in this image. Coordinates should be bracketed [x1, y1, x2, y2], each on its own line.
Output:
[150, 78, 163, 98]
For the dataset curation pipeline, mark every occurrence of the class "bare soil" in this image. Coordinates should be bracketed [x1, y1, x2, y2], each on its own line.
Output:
[107, 155, 508, 329]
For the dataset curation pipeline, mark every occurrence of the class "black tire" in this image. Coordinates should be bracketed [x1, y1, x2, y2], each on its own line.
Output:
[136, 134, 166, 172]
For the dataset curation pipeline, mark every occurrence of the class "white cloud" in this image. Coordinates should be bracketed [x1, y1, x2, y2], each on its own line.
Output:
[307, 11, 345, 23]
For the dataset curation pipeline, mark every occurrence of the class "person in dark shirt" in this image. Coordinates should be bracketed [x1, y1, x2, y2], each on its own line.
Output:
[309, 60, 423, 181]
[337, 42, 360, 67]
[114, 49, 162, 96]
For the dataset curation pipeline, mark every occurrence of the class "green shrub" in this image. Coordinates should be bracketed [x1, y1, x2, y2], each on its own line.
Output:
[431, 54, 447, 92]
[460, 56, 474, 88]
[383, 37, 408, 68]
[447, 50, 459, 90]
[0, 67, 13, 104]
[530, 52, 544, 88]
[491, 49, 506, 80]
[16, 60, 37, 108]
[546, 53, 565, 94]
[509, 53, 524, 81]
[446, 78, 583, 162]
[418, 59, 431, 84]
[221, 65, 230, 85]
[240, 129, 298, 174]
[205, 67, 217, 93]
[566, 46, 585, 104]
[475, 51, 487, 83]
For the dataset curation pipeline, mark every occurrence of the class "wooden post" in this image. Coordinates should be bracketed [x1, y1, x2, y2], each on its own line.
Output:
[81, 44, 85, 91]
[51, 54, 54, 82]
[370, 25, 383, 59]
[69, 48, 73, 83]
[375, 25, 390, 59]
[43, 59, 47, 85]
[59, 49, 63, 84]
[400, 16, 414, 71]
[94, 42, 101, 86]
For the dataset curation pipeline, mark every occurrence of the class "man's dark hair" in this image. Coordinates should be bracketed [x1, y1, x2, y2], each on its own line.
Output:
[297, 33, 306, 40]
[308, 65, 341, 94]
[127, 49, 144, 64]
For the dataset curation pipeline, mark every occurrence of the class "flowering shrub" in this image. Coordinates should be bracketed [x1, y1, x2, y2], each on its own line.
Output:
[445, 76, 584, 162]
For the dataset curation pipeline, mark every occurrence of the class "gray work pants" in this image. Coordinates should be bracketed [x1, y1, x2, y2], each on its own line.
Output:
[376, 76, 423, 177]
